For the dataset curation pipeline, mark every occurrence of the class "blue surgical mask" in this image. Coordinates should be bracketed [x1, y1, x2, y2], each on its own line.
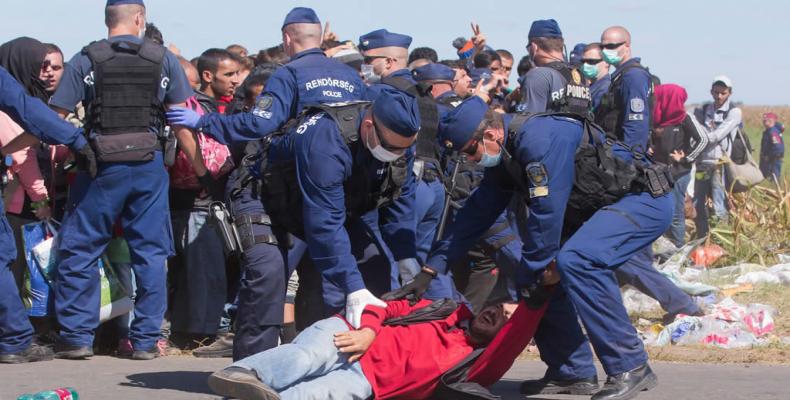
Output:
[582, 63, 599, 79]
[477, 137, 502, 168]
[602, 49, 622, 66]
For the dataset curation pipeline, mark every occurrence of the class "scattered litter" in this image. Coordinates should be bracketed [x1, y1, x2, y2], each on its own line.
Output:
[689, 244, 725, 268]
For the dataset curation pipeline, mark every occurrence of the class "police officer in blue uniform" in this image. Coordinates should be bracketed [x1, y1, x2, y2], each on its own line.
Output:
[595, 26, 653, 151]
[0, 66, 95, 364]
[392, 94, 674, 400]
[48, 0, 193, 360]
[167, 7, 368, 361]
[411, 64, 521, 310]
[591, 26, 701, 322]
[358, 29, 443, 284]
[260, 88, 420, 329]
[166, 8, 364, 145]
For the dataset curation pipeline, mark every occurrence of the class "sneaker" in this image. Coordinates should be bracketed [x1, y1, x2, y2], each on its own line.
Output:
[193, 333, 234, 358]
[117, 338, 134, 358]
[0, 343, 54, 364]
[208, 367, 281, 400]
[54, 344, 93, 360]
[157, 338, 182, 357]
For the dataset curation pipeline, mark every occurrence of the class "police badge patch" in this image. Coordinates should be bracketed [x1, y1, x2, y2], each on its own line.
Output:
[630, 98, 645, 113]
[526, 162, 549, 198]
[252, 95, 274, 119]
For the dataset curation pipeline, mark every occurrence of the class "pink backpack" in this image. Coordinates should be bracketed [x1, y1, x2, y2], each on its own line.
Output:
[169, 96, 234, 190]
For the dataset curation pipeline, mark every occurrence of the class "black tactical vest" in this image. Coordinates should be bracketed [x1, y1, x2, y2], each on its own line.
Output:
[381, 76, 440, 167]
[594, 61, 658, 140]
[503, 112, 672, 217]
[257, 101, 409, 238]
[544, 62, 592, 117]
[83, 39, 167, 163]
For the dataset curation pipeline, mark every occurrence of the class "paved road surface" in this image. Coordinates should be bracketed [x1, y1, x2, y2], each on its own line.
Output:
[2, 356, 788, 399]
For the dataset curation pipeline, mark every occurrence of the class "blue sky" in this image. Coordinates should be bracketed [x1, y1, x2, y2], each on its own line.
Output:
[3, 0, 788, 104]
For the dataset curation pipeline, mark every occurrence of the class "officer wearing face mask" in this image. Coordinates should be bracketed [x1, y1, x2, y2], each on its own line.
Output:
[389, 94, 673, 400]
[517, 19, 590, 116]
[594, 26, 654, 151]
[358, 29, 444, 285]
[580, 42, 611, 110]
[255, 87, 420, 330]
[166, 8, 365, 360]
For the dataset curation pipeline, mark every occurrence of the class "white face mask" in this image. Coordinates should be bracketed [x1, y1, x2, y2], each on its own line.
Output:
[366, 125, 403, 162]
[361, 64, 381, 84]
[367, 141, 402, 162]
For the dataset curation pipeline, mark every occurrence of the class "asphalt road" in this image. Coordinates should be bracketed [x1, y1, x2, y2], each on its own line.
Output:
[2, 356, 788, 399]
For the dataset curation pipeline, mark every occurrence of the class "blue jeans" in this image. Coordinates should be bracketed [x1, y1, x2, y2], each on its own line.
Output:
[694, 165, 728, 238]
[667, 173, 691, 247]
[233, 317, 372, 400]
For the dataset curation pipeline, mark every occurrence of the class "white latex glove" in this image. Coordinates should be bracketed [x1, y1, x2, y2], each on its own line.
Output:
[346, 288, 387, 328]
[397, 258, 421, 284]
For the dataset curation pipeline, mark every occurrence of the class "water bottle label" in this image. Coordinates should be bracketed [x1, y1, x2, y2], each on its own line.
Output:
[53, 389, 73, 400]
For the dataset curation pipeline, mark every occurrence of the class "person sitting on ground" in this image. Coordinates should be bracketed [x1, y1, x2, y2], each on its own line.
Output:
[208, 298, 536, 400]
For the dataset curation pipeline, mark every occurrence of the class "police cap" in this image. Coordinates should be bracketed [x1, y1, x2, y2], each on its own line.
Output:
[372, 88, 421, 138]
[438, 96, 488, 150]
[282, 7, 320, 29]
[358, 29, 412, 51]
[570, 43, 586, 66]
[106, 0, 144, 6]
[412, 63, 455, 82]
[528, 19, 563, 40]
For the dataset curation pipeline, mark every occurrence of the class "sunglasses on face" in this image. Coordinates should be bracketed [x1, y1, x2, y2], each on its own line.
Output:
[372, 119, 411, 152]
[461, 135, 483, 156]
[363, 55, 388, 64]
[601, 41, 626, 50]
[581, 58, 603, 65]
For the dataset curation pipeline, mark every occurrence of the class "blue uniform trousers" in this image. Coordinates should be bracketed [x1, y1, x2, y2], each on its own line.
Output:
[414, 176, 444, 264]
[228, 170, 307, 361]
[0, 201, 35, 354]
[534, 192, 673, 379]
[615, 247, 700, 316]
[55, 153, 171, 351]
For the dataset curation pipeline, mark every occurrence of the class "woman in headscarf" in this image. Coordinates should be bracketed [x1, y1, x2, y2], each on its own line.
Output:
[650, 83, 709, 247]
[0, 37, 59, 300]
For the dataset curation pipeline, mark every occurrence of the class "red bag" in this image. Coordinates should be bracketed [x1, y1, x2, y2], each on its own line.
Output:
[169, 96, 234, 190]
[690, 243, 725, 268]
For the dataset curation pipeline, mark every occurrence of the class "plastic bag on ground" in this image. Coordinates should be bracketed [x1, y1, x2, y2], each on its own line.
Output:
[21, 222, 55, 317]
[622, 287, 661, 314]
[743, 304, 777, 337]
[98, 256, 133, 322]
[690, 243, 725, 268]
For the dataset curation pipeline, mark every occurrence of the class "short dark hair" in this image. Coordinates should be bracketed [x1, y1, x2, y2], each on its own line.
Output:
[473, 49, 501, 69]
[440, 59, 465, 70]
[255, 44, 288, 66]
[474, 108, 504, 139]
[408, 47, 438, 65]
[495, 49, 513, 61]
[144, 23, 163, 45]
[516, 55, 534, 77]
[198, 48, 236, 77]
[43, 43, 63, 57]
[530, 36, 564, 53]
[712, 81, 732, 92]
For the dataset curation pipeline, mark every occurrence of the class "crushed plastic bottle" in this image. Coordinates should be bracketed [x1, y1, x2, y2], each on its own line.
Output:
[16, 388, 79, 400]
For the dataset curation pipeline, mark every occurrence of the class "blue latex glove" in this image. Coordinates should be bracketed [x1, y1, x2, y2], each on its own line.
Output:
[166, 107, 202, 129]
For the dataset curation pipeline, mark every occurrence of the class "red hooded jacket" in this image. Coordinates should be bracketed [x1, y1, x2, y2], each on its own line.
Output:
[357, 298, 545, 399]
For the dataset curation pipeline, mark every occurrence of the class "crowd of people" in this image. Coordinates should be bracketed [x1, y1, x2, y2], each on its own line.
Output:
[0, 1, 786, 400]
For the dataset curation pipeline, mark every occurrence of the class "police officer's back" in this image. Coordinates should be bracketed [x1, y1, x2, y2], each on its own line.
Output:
[166, 8, 365, 144]
[47, 0, 193, 361]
